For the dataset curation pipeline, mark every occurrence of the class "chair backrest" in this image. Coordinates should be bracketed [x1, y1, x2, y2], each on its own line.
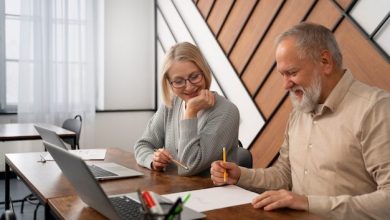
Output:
[62, 115, 82, 149]
[1, 210, 16, 220]
[237, 141, 253, 168]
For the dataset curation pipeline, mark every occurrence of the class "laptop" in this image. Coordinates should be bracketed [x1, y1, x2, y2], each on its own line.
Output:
[35, 125, 143, 180]
[44, 141, 206, 220]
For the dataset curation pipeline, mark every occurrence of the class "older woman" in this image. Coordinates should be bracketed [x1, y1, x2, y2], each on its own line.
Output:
[134, 42, 239, 176]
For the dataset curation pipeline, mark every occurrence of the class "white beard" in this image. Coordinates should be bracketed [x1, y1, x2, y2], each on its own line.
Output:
[289, 73, 322, 113]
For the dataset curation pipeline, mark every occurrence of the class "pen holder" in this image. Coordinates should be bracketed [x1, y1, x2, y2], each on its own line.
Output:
[141, 203, 181, 220]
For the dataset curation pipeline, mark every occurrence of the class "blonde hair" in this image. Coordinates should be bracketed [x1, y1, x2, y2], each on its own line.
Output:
[161, 42, 212, 107]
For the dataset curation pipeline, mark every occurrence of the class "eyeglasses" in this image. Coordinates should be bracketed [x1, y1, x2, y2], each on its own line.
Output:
[169, 72, 204, 89]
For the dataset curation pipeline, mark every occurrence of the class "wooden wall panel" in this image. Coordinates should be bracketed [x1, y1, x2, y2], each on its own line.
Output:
[335, 20, 390, 90]
[195, 0, 390, 168]
[306, 0, 342, 29]
[207, 0, 234, 35]
[217, 0, 257, 54]
[197, 0, 215, 19]
[255, 69, 287, 119]
[251, 98, 292, 168]
[241, 0, 315, 96]
[229, 0, 283, 75]
[336, 0, 354, 10]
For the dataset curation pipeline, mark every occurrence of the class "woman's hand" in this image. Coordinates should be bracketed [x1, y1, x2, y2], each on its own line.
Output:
[184, 90, 215, 119]
[151, 148, 173, 171]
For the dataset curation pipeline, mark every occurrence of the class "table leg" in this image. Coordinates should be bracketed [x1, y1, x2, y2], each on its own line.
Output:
[45, 203, 54, 219]
[5, 162, 10, 210]
[63, 136, 76, 150]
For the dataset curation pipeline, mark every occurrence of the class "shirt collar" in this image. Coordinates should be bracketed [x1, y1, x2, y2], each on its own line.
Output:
[322, 70, 354, 113]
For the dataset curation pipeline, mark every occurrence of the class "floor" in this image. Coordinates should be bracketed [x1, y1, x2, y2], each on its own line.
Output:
[0, 178, 45, 220]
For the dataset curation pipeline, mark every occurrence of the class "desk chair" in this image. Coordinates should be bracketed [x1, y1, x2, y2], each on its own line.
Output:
[237, 141, 253, 168]
[62, 115, 82, 149]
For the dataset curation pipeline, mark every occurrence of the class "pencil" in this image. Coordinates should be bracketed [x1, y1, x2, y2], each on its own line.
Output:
[223, 147, 227, 182]
[171, 158, 189, 170]
[153, 149, 189, 170]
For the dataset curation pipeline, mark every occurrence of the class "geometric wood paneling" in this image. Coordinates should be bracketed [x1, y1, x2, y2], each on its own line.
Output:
[306, 0, 342, 29]
[195, 0, 390, 168]
[251, 98, 292, 168]
[206, 0, 234, 36]
[217, 0, 257, 54]
[241, 0, 315, 96]
[336, 0, 354, 10]
[255, 68, 287, 119]
[229, 0, 284, 75]
[335, 19, 390, 90]
[196, 0, 215, 19]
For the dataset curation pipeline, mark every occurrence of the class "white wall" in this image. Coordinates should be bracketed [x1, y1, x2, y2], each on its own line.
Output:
[103, 0, 155, 110]
[93, 112, 153, 150]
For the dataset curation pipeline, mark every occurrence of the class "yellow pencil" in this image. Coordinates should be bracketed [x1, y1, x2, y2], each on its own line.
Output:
[223, 147, 227, 182]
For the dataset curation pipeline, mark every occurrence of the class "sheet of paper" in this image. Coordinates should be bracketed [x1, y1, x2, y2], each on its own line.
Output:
[162, 185, 259, 212]
[43, 149, 107, 160]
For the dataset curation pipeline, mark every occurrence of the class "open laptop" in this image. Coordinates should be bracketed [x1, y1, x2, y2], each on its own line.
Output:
[44, 141, 206, 220]
[35, 125, 143, 180]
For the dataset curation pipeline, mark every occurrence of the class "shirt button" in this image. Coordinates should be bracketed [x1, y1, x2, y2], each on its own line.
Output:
[304, 170, 308, 175]
[313, 120, 317, 125]
[308, 144, 313, 149]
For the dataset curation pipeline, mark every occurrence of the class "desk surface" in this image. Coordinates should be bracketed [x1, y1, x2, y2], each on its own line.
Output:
[0, 123, 75, 141]
[7, 148, 328, 220]
[49, 196, 326, 220]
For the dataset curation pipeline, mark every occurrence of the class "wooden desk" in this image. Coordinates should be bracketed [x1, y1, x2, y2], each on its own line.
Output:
[6, 148, 328, 220]
[0, 123, 76, 149]
[2, 123, 76, 210]
[49, 196, 327, 220]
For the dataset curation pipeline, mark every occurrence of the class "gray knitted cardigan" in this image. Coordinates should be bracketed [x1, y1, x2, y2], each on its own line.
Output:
[134, 93, 239, 176]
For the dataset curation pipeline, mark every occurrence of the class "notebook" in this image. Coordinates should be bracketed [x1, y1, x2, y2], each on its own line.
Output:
[44, 141, 206, 220]
[36, 125, 143, 180]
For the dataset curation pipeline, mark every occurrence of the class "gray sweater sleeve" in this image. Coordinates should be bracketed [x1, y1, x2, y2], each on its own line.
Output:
[133, 105, 166, 169]
[177, 95, 240, 176]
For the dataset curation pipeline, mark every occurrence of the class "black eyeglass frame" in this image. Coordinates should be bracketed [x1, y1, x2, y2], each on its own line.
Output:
[168, 72, 204, 89]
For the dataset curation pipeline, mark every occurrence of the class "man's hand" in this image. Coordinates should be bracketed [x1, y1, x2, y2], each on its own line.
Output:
[252, 189, 308, 211]
[184, 90, 215, 119]
[151, 148, 172, 171]
[210, 160, 241, 185]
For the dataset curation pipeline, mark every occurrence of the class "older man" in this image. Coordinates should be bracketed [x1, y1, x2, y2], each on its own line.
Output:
[211, 22, 390, 219]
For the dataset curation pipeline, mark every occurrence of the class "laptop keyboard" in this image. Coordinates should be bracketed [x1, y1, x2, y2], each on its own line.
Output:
[110, 196, 143, 219]
[88, 165, 118, 178]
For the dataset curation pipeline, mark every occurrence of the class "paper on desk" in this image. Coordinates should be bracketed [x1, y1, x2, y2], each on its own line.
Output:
[162, 185, 258, 212]
[43, 149, 107, 160]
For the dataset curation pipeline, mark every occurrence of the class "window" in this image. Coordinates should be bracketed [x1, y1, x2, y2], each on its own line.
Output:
[0, 0, 20, 112]
[0, 0, 98, 113]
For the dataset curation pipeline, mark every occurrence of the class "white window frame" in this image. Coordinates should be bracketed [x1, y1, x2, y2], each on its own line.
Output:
[1, 0, 19, 113]
[0, 0, 6, 112]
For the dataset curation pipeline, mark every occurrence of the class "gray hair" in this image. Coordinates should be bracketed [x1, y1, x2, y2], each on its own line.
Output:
[276, 22, 343, 69]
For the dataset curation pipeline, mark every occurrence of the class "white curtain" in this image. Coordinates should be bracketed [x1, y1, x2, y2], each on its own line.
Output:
[17, 0, 100, 147]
